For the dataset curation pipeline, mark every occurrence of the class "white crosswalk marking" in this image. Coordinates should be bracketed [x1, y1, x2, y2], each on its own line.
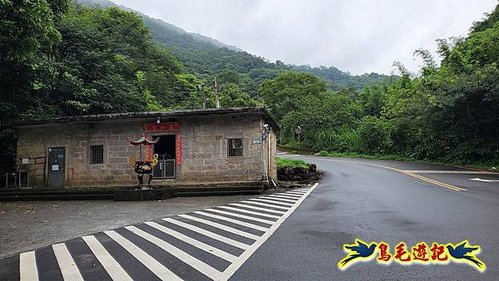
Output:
[263, 196, 298, 203]
[217, 206, 282, 219]
[19, 251, 38, 281]
[205, 208, 276, 224]
[82, 236, 133, 281]
[163, 218, 250, 250]
[286, 190, 308, 195]
[238, 200, 289, 211]
[104, 230, 183, 281]
[144, 222, 238, 262]
[52, 243, 84, 281]
[267, 194, 300, 201]
[177, 214, 260, 240]
[7, 186, 318, 281]
[222, 184, 317, 279]
[275, 193, 302, 198]
[229, 203, 286, 215]
[249, 198, 294, 207]
[195, 211, 269, 232]
[125, 226, 224, 280]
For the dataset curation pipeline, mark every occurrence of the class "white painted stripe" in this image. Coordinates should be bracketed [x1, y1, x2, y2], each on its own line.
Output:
[286, 190, 309, 194]
[229, 203, 286, 215]
[268, 194, 301, 200]
[52, 243, 84, 281]
[218, 206, 281, 219]
[205, 208, 276, 224]
[144, 222, 237, 262]
[284, 192, 306, 197]
[239, 200, 289, 211]
[177, 214, 260, 240]
[163, 218, 250, 250]
[125, 226, 223, 280]
[82, 236, 133, 281]
[19, 251, 38, 281]
[263, 196, 298, 203]
[284, 192, 307, 196]
[104, 230, 182, 281]
[195, 211, 269, 232]
[249, 198, 294, 207]
[403, 170, 496, 174]
[222, 183, 319, 279]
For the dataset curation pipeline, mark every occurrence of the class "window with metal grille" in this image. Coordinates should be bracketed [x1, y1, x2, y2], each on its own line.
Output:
[90, 145, 104, 164]
[227, 138, 243, 157]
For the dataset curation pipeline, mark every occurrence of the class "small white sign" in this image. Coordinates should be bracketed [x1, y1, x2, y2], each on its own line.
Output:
[253, 138, 262, 144]
[21, 158, 29, 164]
[51, 165, 59, 171]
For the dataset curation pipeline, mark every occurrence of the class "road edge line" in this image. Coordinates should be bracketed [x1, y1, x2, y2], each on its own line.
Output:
[221, 183, 319, 280]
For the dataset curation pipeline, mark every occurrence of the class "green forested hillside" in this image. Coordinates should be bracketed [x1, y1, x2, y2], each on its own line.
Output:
[262, 5, 499, 165]
[77, 0, 391, 90]
[0, 0, 497, 172]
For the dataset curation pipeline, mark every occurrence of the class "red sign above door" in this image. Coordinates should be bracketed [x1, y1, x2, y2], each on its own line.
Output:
[145, 122, 181, 132]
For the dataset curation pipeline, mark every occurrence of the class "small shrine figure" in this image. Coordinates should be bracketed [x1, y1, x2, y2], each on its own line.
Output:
[127, 133, 159, 188]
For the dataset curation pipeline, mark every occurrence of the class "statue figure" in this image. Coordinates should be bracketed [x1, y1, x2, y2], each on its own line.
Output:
[127, 134, 160, 188]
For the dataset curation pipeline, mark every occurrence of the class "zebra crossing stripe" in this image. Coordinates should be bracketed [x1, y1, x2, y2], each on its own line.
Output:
[177, 214, 260, 240]
[228, 203, 286, 215]
[82, 236, 133, 281]
[263, 196, 298, 203]
[195, 211, 269, 232]
[204, 208, 276, 224]
[52, 243, 84, 281]
[217, 206, 282, 219]
[238, 200, 289, 211]
[104, 230, 182, 281]
[267, 194, 300, 201]
[144, 222, 238, 262]
[286, 190, 308, 195]
[249, 198, 294, 207]
[275, 192, 302, 198]
[19, 251, 38, 281]
[221, 183, 319, 279]
[163, 218, 250, 250]
[125, 226, 224, 280]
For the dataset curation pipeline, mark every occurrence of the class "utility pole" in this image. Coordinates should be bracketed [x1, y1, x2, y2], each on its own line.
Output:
[214, 77, 220, 108]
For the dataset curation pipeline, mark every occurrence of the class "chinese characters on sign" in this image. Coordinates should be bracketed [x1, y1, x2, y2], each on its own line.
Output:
[338, 239, 485, 272]
[145, 122, 180, 132]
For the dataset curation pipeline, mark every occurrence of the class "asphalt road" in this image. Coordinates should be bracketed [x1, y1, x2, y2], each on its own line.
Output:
[1, 154, 498, 280]
[231, 154, 499, 280]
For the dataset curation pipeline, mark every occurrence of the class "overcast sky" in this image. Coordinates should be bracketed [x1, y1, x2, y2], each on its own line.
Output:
[112, 0, 496, 75]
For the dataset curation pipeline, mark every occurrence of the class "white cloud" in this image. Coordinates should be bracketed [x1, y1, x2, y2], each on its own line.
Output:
[112, 0, 497, 75]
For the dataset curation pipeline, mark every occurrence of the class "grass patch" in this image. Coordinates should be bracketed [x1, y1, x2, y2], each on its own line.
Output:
[276, 157, 310, 169]
[315, 150, 498, 171]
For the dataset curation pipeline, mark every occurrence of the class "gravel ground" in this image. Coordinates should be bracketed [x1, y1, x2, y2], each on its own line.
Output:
[0, 194, 259, 259]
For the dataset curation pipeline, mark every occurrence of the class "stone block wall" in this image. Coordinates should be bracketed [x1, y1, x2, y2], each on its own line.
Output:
[16, 112, 273, 189]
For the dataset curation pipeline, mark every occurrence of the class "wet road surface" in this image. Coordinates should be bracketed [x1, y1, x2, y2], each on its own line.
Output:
[1, 154, 498, 280]
[232, 154, 499, 280]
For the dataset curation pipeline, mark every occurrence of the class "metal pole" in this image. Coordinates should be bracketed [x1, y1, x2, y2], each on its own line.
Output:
[214, 78, 220, 108]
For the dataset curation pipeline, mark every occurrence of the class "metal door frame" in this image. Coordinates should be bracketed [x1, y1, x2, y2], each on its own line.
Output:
[46, 146, 66, 188]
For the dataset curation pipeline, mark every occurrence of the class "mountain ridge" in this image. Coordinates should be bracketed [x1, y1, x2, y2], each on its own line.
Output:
[76, 0, 392, 89]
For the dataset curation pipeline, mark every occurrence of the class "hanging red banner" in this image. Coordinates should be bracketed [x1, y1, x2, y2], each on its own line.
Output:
[176, 134, 182, 165]
[145, 122, 180, 132]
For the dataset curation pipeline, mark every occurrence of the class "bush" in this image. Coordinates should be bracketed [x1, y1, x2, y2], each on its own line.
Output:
[276, 157, 310, 169]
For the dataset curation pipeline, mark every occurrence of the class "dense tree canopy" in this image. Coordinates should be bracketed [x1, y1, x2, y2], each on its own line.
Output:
[0, 1, 497, 174]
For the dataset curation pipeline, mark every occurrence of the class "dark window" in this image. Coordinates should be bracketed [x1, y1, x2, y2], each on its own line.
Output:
[90, 145, 104, 164]
[228, 138, 243, 157]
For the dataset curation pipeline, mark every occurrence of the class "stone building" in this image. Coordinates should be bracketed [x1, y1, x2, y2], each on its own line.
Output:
[10, 107, 279, 190]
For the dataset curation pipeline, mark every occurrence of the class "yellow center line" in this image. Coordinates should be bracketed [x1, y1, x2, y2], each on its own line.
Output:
[298, 157, 467, 192]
